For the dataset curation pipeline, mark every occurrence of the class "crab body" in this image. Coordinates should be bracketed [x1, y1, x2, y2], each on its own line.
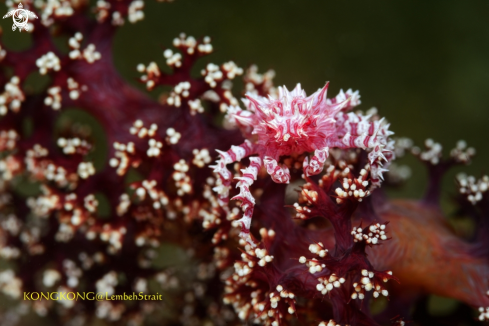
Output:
[212, 83, 393, 245]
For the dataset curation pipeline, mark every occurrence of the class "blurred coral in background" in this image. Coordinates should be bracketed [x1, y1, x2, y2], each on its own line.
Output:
[0, 0, 488, 325]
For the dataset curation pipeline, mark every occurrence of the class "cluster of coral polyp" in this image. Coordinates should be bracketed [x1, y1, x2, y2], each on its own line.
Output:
[0, 1, 489, 326]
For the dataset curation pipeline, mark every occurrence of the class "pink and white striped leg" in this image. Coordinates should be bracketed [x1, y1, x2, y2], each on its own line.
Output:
[341, 117, 385, 151]
[338, 115, 394, 187]
[303, 147, 329, 177]
[211, 140, 254, 207]
[264, 156, 291, 184]
[231, 157, 262, 246]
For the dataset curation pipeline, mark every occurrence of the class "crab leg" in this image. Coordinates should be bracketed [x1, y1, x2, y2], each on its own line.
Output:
[329, 113, 394, 186]
[211, 140, 255, 207]
[231, 157, 263, 246]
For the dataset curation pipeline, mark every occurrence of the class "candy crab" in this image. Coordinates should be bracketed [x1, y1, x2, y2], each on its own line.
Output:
[212, 83, 395, 245]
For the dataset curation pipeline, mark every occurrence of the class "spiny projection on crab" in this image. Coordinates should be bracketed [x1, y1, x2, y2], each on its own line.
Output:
[211, 83, 395, 245]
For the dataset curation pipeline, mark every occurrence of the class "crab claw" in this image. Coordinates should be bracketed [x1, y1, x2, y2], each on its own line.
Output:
[264, 157, 291, 184]
[304, 147, 329, 177]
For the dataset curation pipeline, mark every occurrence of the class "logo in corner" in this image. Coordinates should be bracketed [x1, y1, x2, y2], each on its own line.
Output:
[3, 3, 38, 32]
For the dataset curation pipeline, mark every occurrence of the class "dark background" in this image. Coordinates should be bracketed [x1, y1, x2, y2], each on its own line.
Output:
[1, 0, 489, 319]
